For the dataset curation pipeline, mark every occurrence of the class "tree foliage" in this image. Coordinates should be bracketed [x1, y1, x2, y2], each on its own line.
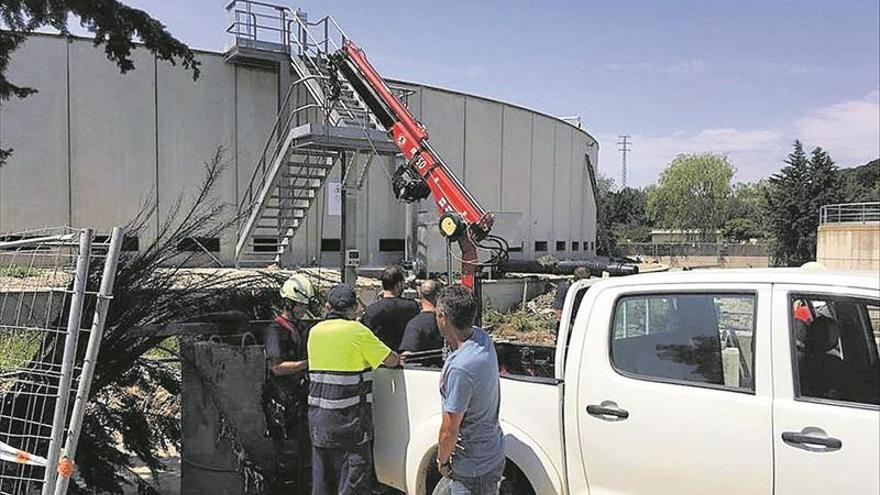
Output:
[596, 175, 652, 256]
[721, 217, 762, 242]
[839, 158, 880, 203]
[0, 0, 200, 165]
[764, 141, 842, 266]
[646, 153, 734, 237]
[727, 181, 769, 234]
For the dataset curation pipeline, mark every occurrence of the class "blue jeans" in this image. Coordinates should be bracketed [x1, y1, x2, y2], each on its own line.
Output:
[432, 460, 506, 495]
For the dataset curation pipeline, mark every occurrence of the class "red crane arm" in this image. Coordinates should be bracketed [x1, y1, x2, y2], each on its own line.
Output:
[335, 40, 497, 288]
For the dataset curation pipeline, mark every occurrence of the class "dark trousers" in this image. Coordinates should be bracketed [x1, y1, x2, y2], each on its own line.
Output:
[311, 443, 374, 495]
[270, 436, 310, 494]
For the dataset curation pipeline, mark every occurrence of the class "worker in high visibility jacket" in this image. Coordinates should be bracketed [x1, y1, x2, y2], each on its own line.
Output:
[307, 284, 402, 495]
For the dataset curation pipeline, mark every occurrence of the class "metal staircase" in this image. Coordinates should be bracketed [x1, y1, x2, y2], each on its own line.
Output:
[226, 1, 395, 267]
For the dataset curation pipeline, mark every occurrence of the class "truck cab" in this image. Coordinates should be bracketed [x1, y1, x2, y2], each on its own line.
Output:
[373, 269, 880, 494]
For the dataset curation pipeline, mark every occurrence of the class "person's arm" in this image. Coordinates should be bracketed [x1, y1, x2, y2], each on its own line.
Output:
[437, 368, 473, 476]
[358, 323, 402, 368]
[271, 360, 308, 375]
[552, 282, 568, 321]
[360, 304, 376, 331]
[383, 352, 401, 367]
[437, 411, 465, 477]
[398, 319, 420, 353]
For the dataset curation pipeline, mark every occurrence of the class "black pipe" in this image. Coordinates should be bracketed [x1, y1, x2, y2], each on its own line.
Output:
[500, 258, 639, 277]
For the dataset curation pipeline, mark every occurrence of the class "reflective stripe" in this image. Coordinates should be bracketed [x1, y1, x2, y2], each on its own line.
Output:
[308, 393, 373, 410]
[310, 370, 373, 385]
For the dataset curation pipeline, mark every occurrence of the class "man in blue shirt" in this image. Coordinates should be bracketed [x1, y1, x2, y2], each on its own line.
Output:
[434, 285, 505, 494]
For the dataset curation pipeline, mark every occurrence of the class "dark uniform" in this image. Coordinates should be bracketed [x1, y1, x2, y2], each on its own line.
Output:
[361, 296, 419, 350]
[307, 310, 392, 495]
[264, 315, 311, 494]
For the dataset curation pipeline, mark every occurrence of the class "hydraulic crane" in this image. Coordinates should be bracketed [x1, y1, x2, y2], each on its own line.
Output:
[329, 40, 508, 289]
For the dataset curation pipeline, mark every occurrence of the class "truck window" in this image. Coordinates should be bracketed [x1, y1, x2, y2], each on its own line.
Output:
[611, 293, 756, 391]
[789, 294, 880, 406]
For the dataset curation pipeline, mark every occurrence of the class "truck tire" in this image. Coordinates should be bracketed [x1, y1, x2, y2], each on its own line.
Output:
[500, 461, 535, 495]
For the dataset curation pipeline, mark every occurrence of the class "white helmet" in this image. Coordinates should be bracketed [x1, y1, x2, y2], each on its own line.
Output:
[280, 274, 315, 304]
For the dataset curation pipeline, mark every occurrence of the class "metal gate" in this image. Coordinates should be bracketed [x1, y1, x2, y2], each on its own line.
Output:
[0, 227, 123, 495]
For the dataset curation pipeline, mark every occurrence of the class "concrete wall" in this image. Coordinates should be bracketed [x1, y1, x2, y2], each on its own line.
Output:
[0, 35, 277, 264]
[1, 34, 598, 269]
[817, 223, 880, 272]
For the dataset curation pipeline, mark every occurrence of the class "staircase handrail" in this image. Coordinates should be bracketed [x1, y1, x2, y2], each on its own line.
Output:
[237, 74, 321, 224]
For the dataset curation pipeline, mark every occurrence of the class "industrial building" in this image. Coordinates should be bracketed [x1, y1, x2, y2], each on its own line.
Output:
[0, 5, 599, 273]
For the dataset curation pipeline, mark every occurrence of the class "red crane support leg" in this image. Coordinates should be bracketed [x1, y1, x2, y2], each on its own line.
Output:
[458, 236, 478, 290]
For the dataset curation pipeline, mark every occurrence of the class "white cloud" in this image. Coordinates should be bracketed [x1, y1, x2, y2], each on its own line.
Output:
[604, 91, 880, 187]
[794, 91, 880, 165]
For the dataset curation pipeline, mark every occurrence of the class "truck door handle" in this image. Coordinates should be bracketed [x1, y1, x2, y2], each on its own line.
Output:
[782, 431, 842, 450]
[586, 404, 629, 420]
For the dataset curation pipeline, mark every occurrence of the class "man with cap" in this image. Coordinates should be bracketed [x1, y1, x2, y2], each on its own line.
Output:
[308, 284, 402, 494]
[264, 273, 316, 494]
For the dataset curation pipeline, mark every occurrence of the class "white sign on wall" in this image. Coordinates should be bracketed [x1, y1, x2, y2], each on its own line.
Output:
[327, 180, 342, 216]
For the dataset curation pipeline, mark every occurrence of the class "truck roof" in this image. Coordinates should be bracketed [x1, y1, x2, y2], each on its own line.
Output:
[595, 267, 879, 291]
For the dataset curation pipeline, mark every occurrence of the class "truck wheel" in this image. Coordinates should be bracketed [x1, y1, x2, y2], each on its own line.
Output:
[500, 461, 535, 495]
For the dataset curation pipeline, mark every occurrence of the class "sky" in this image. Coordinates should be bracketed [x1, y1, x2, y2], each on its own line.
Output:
[86, 0, 879, 186]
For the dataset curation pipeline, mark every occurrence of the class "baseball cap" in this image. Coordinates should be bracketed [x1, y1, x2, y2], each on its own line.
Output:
[327, 284, 357, 311]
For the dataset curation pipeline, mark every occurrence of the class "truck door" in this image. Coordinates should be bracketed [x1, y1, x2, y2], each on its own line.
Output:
[771, 285, 879, 495]
[574, 283, 773, 495]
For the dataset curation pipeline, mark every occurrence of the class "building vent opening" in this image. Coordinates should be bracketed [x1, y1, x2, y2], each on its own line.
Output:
[534, 241, 548, 252]
[178, 237, 220, 252]
[321, 238, 342, 252]
[95, 234, 139, 251]
[379, 238, 405, 252]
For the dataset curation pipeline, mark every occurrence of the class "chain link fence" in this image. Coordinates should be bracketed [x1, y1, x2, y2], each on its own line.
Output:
[620, 242, 769, 258]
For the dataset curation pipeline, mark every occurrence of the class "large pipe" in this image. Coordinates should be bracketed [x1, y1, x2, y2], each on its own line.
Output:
[501, 257, 639, 277]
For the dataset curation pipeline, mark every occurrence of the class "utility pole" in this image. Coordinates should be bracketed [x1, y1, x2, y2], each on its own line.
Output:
[617, 135, 631, 189]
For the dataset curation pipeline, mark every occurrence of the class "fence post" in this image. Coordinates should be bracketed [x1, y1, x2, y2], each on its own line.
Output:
[53, 228, 124, 495]
[41, 229, 93, 494]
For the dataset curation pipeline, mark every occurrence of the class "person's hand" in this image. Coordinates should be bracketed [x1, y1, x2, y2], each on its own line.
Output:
[399, 351, 411, 365]
[437, 458, 452, 478]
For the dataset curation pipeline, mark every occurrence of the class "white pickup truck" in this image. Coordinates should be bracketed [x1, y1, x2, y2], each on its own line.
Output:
[372, 268, 880, 495]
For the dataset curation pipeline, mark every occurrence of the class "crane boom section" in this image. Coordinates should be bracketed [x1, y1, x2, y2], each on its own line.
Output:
[332, 41, 495, 241]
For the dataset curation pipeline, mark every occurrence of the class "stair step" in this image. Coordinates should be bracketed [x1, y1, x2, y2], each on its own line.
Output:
[285, 160, 334, 168]
[257, 221, 300, 230]
[280, 172, 326, 179]
[264, 198, 310, 207]
[261, 210, 306, 220]
[270, 193, 316, 201]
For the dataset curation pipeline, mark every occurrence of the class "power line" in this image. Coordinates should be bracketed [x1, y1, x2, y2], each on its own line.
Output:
[617, 135, 631, 188]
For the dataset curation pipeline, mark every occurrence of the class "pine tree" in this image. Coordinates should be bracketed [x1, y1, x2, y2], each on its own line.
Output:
[765, 141, 841, 266]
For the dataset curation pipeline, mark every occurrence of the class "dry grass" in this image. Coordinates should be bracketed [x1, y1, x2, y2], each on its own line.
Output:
[484, 291, 557, 345]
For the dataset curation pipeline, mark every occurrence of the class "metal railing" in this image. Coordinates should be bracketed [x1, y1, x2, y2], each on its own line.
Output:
[819, 202, 880, 225]
[229, 1, 393, 263]
[226, 0, 376, 128]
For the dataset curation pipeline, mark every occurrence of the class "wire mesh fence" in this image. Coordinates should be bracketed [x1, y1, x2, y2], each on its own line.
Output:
[621, 242, 769, 258]
[0, 227, 122, 495]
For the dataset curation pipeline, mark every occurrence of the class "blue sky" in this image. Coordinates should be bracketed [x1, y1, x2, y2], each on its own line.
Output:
[113, 0, 878, 186]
